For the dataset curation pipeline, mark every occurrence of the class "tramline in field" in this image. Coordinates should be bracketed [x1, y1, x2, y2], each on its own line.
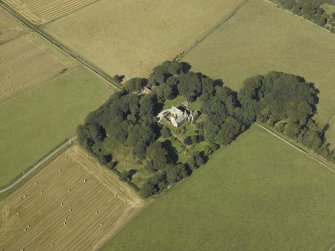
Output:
[0, 8, 27, 43]
[0, 146, 143, 251]
[3, 0, 99, 25]
[0, 33, 76, 102]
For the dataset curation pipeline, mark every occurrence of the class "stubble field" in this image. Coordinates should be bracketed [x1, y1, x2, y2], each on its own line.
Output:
[0, 7, 27, 43]
[0, 33, 76, 102]
[0, 145, 143, 251]
[0, 67, 114, 187]
[43, 0, 242, 79]
[2, 0, 99, 25]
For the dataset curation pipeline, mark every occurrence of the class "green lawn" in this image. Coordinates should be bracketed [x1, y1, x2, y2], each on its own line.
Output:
[103, 125, 335, 251]
[183, 0, 335, 126]
[0, 67, 114, 187]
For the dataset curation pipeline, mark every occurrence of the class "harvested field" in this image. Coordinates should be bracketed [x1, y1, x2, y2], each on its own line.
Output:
[0, 146, 143, 251]
[0, 7, 27, 43]
[43, 0, 242, 78]
[0, 67, 114, 187]
[183, 0, 335, 126]
[3, 0, 99, 25]
[0, 33, 76, 102]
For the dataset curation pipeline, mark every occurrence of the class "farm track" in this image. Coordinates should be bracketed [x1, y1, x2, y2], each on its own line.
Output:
[176, 0, 249, 61]
[0, 0, 122, 90]
[0, 137, 76, 195]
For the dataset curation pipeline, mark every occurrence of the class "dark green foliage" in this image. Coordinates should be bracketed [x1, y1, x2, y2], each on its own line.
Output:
[125, 78, 147, 92]
[78, 60, 335, 198]
[239, 72, 318, 128]
[189, 151, 207, 169]
[184, 136, 193, 145]
[146, 141, 174, 170]
[278, 0, 335, 32]
[119, 169, 137, 182]
[238, 71, 335, 163]
[149, 60, 186, 86]
[176, 72, 203, 102]
[112, 74, 125, 83]
[160, 127, 171, 137]
[165, 164, 189, 184]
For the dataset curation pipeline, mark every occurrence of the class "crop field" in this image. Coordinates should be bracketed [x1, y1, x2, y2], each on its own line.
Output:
[0, 8, 27, 43]
[103, 125, 335, 251]
[0, 146, 143, 251]
[0, 33, 76, 102]
[43, 0, 241, 79]
[183, 0, 335, 126]
[3, 0, 99, 25]
[0, 67, 114, 188]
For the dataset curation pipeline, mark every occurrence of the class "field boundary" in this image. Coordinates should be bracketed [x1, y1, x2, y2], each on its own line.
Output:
[0, 30, 27, 45]
[263, 0, 335, 35]
[175, 0, 249, 61]
[0, 137, 76, 196]
[0, 0, 122, 90]
[256, 123, 335, 175]
[41, 0, 104, 26]
[0, 66, 80, 107]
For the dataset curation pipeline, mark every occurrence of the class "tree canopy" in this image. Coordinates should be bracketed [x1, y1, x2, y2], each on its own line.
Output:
[78, 61, 335, 198]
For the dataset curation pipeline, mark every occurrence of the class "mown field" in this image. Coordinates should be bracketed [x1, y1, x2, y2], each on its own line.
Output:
[0, 67, 114, 187]
[43, 0, 241, 79]
[183, 0, 335, 127]
[103, 125, 335, 251]
[0, 33, 76, 102]
[0, 8, 27, 43]
[3, 0, 99, 25]
[0, 146, 143, 251]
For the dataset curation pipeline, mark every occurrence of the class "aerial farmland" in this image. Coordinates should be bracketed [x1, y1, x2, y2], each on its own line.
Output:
[0, 7, 26, 43]
[42, 0, 242, 78]
[1, 0, 335, 250]
[2, 0, 99, 25]
[0, 146, 143, 250]
[0, 33, 75, 102]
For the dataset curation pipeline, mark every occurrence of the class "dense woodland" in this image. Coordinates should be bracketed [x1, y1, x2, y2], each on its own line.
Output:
[277, 0, 335, 32]
[78, 61, 335, 197]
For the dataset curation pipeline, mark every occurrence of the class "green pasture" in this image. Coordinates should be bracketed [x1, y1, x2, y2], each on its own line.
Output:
[0, 68, 114, 187]
[103, 125, 335, 251]
[183, 0, 335, 126]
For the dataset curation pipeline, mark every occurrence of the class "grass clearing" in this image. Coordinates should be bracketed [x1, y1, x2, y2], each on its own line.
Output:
[0, 145, 143, 251]
[43, 0, 241, 79]
[0, 8, 27, 43]
[0, 67, 114, 188]
[103, 125, 335, 251]
[0, 33, 77, 102]
[183, 0, 335, 125]
[3, 0, 99, 25]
